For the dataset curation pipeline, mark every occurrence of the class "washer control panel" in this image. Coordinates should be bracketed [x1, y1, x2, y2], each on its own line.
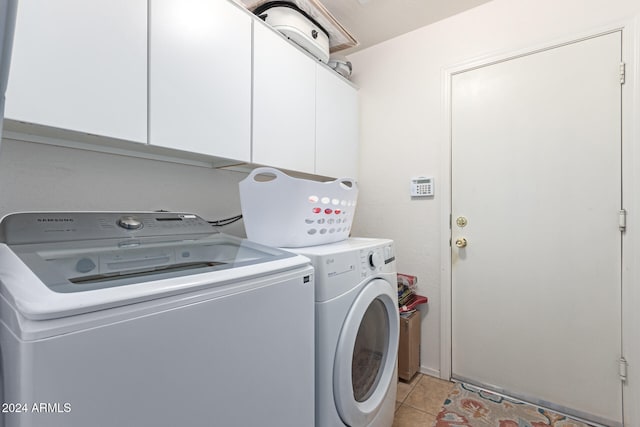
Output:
[1, 212, 213, 245]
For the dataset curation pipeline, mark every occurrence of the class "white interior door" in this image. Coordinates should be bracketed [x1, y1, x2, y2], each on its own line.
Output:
[451, 32, 622, 426]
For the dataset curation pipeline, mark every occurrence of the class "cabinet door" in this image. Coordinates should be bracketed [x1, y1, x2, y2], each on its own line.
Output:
[253, 23, 316, 174]
[5, 0, 147, 143]
[315, 65, 358, 178]
[149, 0, 251, 161]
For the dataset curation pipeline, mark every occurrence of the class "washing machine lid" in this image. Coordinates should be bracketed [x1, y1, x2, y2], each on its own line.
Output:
[0, 212, 308, 320]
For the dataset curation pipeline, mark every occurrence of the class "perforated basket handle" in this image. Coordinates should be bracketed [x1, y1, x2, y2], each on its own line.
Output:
[246, 167, 291, 183]
[337, 177, 357, 191]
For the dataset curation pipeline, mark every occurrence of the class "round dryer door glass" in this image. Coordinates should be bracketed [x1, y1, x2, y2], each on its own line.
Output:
[333, 278, 399, 426]
[352, 298, 389, 402]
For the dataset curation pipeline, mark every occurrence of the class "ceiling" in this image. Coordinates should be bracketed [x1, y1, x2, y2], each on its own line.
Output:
[320, 0, 494, 54]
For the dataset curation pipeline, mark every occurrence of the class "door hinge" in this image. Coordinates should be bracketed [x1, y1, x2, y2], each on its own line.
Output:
[619, 209, 627, 232]
[619, 357, 628, 382]
[620, 62, 626, 84]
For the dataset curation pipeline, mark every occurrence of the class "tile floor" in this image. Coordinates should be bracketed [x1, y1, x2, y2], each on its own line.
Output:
[393, 373, 455, 427]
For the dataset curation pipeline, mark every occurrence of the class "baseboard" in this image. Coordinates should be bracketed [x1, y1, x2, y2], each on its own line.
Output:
[418, 366, 441, 379]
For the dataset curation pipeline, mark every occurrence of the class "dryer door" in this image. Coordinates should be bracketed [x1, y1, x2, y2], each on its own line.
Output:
[333, 278, 399, 426]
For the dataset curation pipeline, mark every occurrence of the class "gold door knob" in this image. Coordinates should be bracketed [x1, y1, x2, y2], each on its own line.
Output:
[455, 238, 467, 248]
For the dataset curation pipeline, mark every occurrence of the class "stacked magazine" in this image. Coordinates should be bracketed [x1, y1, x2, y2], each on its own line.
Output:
[397, 273, 428, 315]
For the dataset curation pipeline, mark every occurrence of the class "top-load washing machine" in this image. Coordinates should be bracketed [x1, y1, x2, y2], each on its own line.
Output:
[0, 211, 315, 427]
[289, 238, 399, 427]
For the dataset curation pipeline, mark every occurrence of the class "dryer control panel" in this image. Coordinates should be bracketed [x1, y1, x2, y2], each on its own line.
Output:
[290, 238, 396, 302]
[359, 243, 395, 278]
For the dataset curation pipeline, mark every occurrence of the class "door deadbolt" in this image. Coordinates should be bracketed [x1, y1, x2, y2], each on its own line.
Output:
[456, 216, 468, 227]
[455, 238, 468, 248]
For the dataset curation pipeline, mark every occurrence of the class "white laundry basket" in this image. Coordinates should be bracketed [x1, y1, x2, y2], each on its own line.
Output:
[239, 167, 358, 248]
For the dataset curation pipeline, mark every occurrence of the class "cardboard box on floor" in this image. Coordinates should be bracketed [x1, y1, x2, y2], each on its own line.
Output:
[398, 310, 420, 382]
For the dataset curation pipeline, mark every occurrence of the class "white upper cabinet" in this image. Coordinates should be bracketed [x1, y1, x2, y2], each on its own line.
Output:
[149, 0, 252, 161]
[252, 22, 316, 174]
[4, 0, 358, 176]
[315, 64, 358, 178]
[5, 0, 147, 143]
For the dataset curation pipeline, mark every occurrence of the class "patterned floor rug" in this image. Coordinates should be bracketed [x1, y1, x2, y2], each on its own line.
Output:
[434, 383, 593, 427]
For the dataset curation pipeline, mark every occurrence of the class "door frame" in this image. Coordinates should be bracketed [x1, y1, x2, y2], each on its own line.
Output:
[439, 19, 639, 425]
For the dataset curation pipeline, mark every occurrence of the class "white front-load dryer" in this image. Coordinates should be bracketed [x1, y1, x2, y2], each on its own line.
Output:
[289, 238, 399, 427]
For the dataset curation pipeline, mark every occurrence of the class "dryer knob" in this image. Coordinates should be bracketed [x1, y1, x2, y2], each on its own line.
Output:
[368, 251, 383, 269]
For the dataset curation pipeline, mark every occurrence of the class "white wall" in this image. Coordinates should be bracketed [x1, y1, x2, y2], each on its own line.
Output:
[0, 138, 248, 236]
[349, 0, 640, 388]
